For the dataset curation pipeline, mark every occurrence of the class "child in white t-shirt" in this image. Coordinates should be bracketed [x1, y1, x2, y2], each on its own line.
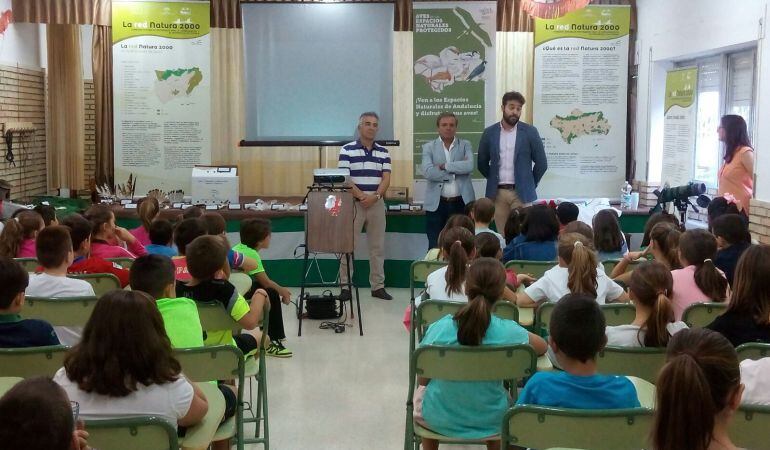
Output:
[422, 227, 475, 306]
[740, 357, 770, 405]
[25, 226, 95, 345]
[516, 233, 627, 307]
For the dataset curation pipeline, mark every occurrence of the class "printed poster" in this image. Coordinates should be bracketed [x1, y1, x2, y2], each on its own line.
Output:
[661, 67, 698, 187]
[413, 2, 496, 179]
[533, 5, 631, 198]
[113, 0, 211, 195]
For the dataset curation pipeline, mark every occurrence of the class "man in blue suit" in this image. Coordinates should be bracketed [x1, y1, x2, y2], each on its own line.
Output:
[421, 112, 475, 249]
[478, 91, 547, 231]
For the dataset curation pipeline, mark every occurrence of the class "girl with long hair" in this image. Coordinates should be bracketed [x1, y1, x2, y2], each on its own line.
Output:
[611, 222, 682, 284]
[503, 204, 559, 262]
[606, 261, 686, 347]
[517, 233, 627, 306]
[670, 229, 729, 320]
[424, 227, 475, 303]
[0, 210, 44, 258]
[652, 328, 743, 450]
[717, 114, 754, 213]
[130, 196, 160, 246]
[84, 204, 147, 258]
[416, 258, 546, 450]
[592, 209, 628, 261]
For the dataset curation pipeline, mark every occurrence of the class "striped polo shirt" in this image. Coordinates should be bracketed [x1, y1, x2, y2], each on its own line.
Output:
[338, 140, 392, 193]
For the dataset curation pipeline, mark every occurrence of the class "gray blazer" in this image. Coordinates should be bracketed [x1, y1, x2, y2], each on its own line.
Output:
[421, 137, 476, 212]
[477, 121, 547, 203]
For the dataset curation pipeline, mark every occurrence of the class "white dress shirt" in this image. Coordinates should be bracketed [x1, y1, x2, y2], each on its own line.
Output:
[440, 138, 460, 197]
[499, 122, 517, 185]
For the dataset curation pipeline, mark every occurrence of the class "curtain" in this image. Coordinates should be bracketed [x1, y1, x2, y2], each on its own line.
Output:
[211, 28, 245, 166]
[211, 0, 241, 29]
[12, 0, 98, 24]
[394, 0, 411, 31]
[46, 24, 86, 190]
[391, 31, 414, 189]
[498, 0, 534, 32]
[496, 32, 535, 124]
[92, 25, 113, 185]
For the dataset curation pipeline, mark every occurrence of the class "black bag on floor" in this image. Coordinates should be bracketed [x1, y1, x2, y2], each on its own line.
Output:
[303, 291, 342, 319]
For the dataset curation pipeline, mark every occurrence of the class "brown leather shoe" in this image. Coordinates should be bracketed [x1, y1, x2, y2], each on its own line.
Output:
[371, 288, 393, 300]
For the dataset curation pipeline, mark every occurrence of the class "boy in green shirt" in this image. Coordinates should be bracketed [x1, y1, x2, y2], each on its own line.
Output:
[232, 218, 292, 358]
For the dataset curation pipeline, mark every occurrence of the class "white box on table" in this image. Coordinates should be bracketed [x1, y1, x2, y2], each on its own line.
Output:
[191, 166, 239, 205]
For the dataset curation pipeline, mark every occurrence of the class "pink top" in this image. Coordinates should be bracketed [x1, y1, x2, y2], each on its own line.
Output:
[130, 226, 151, 247]
[17, 238, 36, 258]
[173, 256, 191, 281]
[718, 146, 754, 213]
[670, 265, 720, 320]
[90, 239, 147, 259]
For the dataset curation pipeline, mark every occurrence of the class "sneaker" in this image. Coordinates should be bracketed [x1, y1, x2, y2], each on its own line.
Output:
[371, 288, 393, 300]
[339, 289, 352, 301]
[266, 341, 293, 358]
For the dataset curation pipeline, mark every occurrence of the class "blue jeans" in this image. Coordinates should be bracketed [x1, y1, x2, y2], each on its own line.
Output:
[425, 198, 466, 250]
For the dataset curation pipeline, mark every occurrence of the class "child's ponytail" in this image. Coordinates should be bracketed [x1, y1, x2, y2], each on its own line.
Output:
[628, 261, 675, 347]
[558, 233, 598, 297]
[137, 197, 160, 231]
[0, 211, 44, 258]
[679, 229, 728, 302]
[455, 258, 506, 346]
[441, 227, 475, 297]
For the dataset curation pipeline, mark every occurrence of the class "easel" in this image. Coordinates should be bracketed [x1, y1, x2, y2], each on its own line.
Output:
[297, 185, 363, 336]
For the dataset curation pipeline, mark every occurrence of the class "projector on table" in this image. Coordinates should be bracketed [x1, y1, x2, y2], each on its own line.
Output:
[313, 169, 349, 186]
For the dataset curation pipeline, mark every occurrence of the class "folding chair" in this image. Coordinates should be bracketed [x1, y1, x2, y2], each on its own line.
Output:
[13, 257, 39, 272]
[105, 257, 134, 269]
[415, 300, 520, 341]
[536, 302, 636, 334]
[504, 260, 556, 278]
[174, 345, 246, 450]
[0, 345, 69, 378]
[602, 258, 642, 275]
[68, 273, 122, 297]
[22, 296, 98, 327]
[405, 344, 537, 450]
[84, 416, 178, 450]
[732, 405, 770, 450]
[230, 272, 254, 296]
[501, 405, 653, 450]
[682, 302, 727, 328]
[596, 346, 667, 384]
[736, 342, 770, 362]
[409, 260, 447, 300]
[0, 377, 22, 397]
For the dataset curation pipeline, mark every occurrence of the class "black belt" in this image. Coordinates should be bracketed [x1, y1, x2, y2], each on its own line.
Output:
[440, 196, 463, 203]
[498, 184, 516, 190]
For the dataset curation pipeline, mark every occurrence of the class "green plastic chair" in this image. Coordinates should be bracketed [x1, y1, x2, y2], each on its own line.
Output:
[536, 302, 636, 334]
[732, 405, 770, 450]
[0, 345, 68, 378]
[682, 302, 727, 328]
[501, 405, 653, 450]
[0, 377, 22, 397]
[405, 344, 537, 450]
[596, 346, 667, 384]
[415, 300, 520, 341]
[13, 257, 39, 272]
[736, 342, 770, 362]
[68, 273, 122, 297]
[230, 272, 254, 296]
[105, 257, 134, 269]
[84, 416, 178, 450]
[22, 296, 98, 327]
[174, 345, 246, 450]
[409, 260, 447, 299]
[504, 260, 556, 278]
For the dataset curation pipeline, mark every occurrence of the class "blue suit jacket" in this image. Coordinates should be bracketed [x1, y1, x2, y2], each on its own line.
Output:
[477, 121, 547, 203]
[421, 137, 476, 212]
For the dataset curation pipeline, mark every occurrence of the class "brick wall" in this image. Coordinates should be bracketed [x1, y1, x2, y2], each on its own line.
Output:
[748, 199, 770, 245]
[0, 65, 48, 201]
[84, 80, 95, 187]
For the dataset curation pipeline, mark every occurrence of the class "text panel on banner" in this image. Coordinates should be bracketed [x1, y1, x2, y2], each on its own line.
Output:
[113, 0, 212, 195]
[412, 2, 496, 179]
[661, 67, 698, 187]
[533, 5, 630, 199]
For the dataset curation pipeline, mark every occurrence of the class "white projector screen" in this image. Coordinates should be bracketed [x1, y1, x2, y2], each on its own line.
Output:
[241, 3, 394, 142]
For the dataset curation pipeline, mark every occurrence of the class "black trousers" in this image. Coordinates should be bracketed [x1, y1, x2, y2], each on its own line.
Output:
[425, 198, 466, 249]
[246, 280, 286, 342]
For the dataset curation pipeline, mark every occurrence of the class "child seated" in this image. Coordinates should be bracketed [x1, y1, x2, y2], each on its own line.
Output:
[231, 218, 293, 358]
[423, 214, 475, 261]
[176, 235, 268, 356]
[556, 201, 579, 231]
[472, 198, 505, 249]
[741, 357, 770, 406]
[516, 233, 627, 307]
[503, 204, 559, 262]
[652, 328, 744, 450]
[145, 219, 178, 257]
[423, 227, 475, 305]
[33, 204, 58, 226]
[0, 257, 59, 348]
[61, 214, 130, 287]
[0, 210, 44, 258]
[517, 293, 640, 408]
[605, 261, 686, 347]
[25, 226, 95, 345]
[172, 217, 208, 280]
[54, 290, 209, 430]
[416, 258, 547, 449]
[474, 232, 533, 293]
[130, 196, 159, 246]
[611, 222, 682, 284]
[670, 229, 729, 320]
[711, 214, 751, 286]
[84, 204, 147, 258]
[592, 209, 629, 261]
[202, 212, 260, 274]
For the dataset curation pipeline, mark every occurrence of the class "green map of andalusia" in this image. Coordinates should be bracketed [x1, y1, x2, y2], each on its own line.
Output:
[154, 67, 203, 104]
[550, 109, 611, 144]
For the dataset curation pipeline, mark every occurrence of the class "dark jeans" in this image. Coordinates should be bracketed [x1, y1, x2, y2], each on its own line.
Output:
[425, 198, 466, 249]
[246, 280, 286, 342]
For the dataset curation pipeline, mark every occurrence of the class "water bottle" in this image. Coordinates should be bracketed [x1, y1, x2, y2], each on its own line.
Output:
[620, 182, 632, 209]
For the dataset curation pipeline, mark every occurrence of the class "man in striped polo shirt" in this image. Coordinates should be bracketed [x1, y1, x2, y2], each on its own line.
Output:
[337, 112, 393, 300]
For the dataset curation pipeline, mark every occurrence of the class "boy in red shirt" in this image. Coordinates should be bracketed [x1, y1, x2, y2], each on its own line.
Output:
[60, 214, 130, 287]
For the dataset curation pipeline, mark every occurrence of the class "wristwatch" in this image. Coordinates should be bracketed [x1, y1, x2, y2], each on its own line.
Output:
[375, 193, 382, 200]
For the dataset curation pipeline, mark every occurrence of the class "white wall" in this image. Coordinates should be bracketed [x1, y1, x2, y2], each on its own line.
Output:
[635, 0, 769, 198]
[0, 22, 42, 68]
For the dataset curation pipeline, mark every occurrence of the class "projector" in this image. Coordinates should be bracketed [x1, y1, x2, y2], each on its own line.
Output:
[313, 169, 349, 186]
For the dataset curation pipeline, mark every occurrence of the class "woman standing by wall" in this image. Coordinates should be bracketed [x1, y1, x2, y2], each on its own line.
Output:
[717, 115, 754, 213]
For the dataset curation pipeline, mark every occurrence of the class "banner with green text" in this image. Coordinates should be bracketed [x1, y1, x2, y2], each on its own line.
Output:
[412, 2, 496, 181]
[661, 67, 698, 186]
[533, 5, 630, 199]
[113, 0, 211, 195]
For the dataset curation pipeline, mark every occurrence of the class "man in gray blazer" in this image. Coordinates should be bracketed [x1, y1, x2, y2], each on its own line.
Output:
[478, 91, 547, 231]
[421, 112, 475, 249]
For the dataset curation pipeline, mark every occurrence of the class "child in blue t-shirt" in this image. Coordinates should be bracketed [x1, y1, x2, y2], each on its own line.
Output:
[416, 258, 547, 448]
[0, 256, 59, 348]
[517, 293, 641, 409]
